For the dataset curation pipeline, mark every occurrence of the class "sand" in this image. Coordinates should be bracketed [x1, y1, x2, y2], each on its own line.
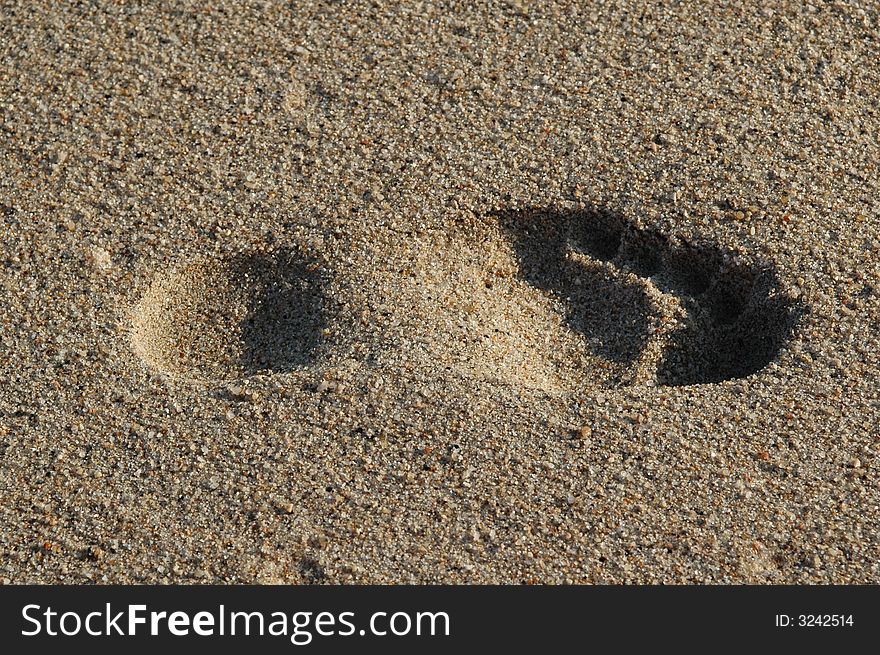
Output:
[1, 0, 878, 583]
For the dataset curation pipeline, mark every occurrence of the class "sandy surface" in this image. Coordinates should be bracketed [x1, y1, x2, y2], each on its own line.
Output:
[1, 0, 878, 583]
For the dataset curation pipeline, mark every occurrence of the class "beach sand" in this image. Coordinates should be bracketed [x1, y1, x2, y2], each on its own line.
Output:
[1, 0, 878, 583]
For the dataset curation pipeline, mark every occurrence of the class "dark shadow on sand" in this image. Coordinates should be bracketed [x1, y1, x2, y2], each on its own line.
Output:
[496, 206, 805, 386]
[228, 248, 331, 375]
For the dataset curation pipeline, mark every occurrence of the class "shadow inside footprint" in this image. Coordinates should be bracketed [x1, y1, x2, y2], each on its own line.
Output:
[498, 206, 804, 386]
[501, 208, 652, 365]
[232, 248, 330, 375]
[656, 272, 804, 386]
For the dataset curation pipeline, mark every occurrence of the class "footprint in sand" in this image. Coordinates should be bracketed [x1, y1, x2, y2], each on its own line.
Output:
[129, 209, 803, 390]
[499, 207, 804, 386]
